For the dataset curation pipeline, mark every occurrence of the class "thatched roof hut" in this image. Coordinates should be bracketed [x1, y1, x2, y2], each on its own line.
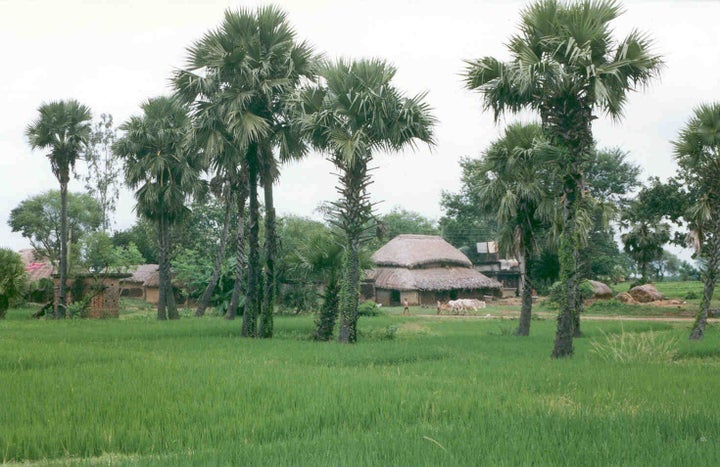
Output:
[369, 235, 502, 306]
[122, 264, 159, 285]
[373, 234, 473, 269]
[119, 264, 158, 300]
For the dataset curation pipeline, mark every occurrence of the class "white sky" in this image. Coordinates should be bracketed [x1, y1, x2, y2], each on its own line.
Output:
[1, 0, 719, 258]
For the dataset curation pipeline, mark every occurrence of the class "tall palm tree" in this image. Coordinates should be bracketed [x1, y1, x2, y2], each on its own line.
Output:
[464, 0, 662, 358]
[174, 5, 316, 337]
[113, 96, 203, 320]
[298, 59, 435, 343]
[673, 103, 720, 340]
[473, 123, 557, 336]
[26, 100, 92, 318]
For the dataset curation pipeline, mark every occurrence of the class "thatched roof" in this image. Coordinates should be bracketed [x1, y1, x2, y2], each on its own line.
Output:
[372, 267, 502, 292]
[143, 270, 160, 288]
[141, 267, 180, 288]
[18, 249, 54, 282]
[372, 234, 472, 268]
[121, 264, 159, 285]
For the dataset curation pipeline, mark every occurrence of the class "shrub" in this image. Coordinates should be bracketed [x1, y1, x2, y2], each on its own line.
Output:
[547, 280, 594, 309]
[590, 329, 678, 363]
[358, 300, 382, 316]
[0, 249, 29, 318]
[684, 291, 699, 300]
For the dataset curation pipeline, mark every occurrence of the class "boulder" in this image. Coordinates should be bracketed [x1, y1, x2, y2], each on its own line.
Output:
[588, 280, 613, 299]
[629, 284, 664, 303]
[616, 292, 635, 304]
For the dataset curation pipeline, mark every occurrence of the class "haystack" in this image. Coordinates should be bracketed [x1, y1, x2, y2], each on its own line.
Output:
[629, 284, 664, 303]
[588, 280, 613, 299]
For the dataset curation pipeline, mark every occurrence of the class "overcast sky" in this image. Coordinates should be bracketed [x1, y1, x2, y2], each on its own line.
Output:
[1, 0, 718, 257]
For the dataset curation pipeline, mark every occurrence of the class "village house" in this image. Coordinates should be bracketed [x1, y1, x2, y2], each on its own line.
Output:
[366, 234, 502, 306]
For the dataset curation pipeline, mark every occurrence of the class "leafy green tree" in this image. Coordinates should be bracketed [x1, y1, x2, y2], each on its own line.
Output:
[652, 250, 682, 282]
[9, 191, 102, 269]
[471, 123, 557, 336]
[673, 102, 720, 340]
[464, 0, 662, 358]
[377, 208, 439, 241]
[298, 59, 435, 343]
[621, 211, 670, 285]
[579, 148, 642, 282]
[0, 249, 28, 319]
[175, 6, 316, 337]
[193, 178, 237, 317]
[81, 231, 144, 274]
[26, 99, 93, 317]
[112, 219, 158, 264]
[439, 170, 499, 263]
[83, 113, 121, 231]
[114, 96, 203, 320]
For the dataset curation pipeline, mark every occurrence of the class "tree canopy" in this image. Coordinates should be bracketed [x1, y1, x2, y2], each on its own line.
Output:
[9, 191, 102, 267]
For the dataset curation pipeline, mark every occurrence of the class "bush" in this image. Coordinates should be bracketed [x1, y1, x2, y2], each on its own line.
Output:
[590, 329, 678, 363]
[358, 300, 382, 316]
[547, 280, 594, 309]
[684, 291, 699, 300]
[0, 249, 29, 319]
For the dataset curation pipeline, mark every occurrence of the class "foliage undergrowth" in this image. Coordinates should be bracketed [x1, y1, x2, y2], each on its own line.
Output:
[590, 328, 679, 363]
[1, 308, 719, 466]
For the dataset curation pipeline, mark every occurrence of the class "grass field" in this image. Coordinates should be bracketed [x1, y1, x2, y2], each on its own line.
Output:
[2, 303, 720, 466]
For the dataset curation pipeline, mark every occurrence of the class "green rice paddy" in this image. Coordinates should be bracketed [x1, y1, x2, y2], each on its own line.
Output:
[2, 304, 719, 466]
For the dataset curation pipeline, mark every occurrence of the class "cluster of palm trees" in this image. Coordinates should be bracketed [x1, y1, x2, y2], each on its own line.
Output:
[464, 0, 663, 357]
[26, 1, 718, 353]
[26, 6, 434, 342]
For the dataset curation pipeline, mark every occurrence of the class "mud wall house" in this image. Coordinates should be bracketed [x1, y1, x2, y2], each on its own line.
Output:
[475, 241, 521, 296]
[120, 264, 158, 300]
[369, 234, 502, 306]
[52, 273, 130, 318]
[141, 269, 187, 305]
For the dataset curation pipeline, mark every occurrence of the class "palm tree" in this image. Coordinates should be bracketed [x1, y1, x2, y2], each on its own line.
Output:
[174, 5, 316, 337]
[26, 100, 92, 318]
[113, 96, 203, 320]
[473, 123, 557, 336]
[673, 103, 720, 340]
[298, 59, 435, 343]
[464, 0, 662, 358]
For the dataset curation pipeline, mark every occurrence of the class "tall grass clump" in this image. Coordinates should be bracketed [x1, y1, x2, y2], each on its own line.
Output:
[590, 328, 679, 363]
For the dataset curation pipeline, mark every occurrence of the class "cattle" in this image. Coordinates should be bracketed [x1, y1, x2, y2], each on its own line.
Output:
[440, 299, 486, 315]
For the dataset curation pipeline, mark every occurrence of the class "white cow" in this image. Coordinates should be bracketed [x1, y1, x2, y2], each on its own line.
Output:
[446, 299, 486, 315]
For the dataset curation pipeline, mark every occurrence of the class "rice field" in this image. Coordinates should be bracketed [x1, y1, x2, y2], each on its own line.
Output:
[2, 304, 719, 466]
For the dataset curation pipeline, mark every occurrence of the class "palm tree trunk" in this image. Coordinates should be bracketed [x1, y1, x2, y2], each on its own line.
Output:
[242, 147, 260, 337]
[313, 272, 340, 341]
[227, 189, 247, 320]
[338, 239, 361, 343]
[164, 215, 178, 319]
[573, 254, 584, 338]
[690, 228, 720, 340]
[551, 174, 581, 358]
[196, 196, 233, 317]
[57, 178, 69, 319]
[546, 97, 593, 359]
[259, 170, 276, 338]
[336, 158, 372, 344]
[156, 216, 167, 321]
[515, 245, 532, 336]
